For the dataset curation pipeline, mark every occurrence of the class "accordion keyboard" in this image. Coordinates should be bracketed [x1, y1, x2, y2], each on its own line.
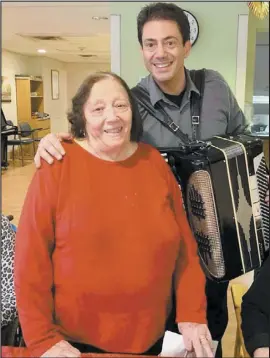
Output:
[255, 155, 269, 252]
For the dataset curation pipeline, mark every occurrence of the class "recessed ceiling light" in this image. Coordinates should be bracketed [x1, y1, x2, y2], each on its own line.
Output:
[92, 16, 108, 20]
[37, 49, 46, 54]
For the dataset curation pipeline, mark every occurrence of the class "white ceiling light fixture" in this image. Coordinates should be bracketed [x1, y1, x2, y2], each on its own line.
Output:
[92, 16, 108, 20]
[253, 96, 269, 104]
[37, 49, 47, 53]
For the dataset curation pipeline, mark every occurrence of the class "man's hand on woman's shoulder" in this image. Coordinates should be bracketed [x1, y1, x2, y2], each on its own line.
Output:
[34, 132, 72, 168]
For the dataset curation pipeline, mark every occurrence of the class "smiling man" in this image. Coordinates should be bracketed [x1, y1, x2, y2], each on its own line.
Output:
[134, 3, 246, 149]
[35, 3, 250, 358]
[140, 19, 188, 95]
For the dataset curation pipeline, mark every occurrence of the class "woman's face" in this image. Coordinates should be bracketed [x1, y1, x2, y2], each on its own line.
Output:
[83, 77, 133, 152]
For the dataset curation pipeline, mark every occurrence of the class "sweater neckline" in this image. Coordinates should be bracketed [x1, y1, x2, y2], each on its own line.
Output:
[72, 139, 142, 166]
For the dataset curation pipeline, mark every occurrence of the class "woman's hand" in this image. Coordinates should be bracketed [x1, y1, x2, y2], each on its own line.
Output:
[178, 322, 214, 358]
[253, 347, 269, 358]
[34, 132, 72, 168]
[41, 340, 81, 357]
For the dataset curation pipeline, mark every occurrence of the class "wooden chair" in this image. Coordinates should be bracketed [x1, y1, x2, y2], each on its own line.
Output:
[230, 284, 250, 358]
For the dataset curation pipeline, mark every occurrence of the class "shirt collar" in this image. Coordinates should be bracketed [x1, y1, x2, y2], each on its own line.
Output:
[148, 68, 201, 106]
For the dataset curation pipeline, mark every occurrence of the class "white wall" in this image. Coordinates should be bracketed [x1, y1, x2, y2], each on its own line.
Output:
[2, 50, 68, 132]
[2, 50, 111, 133]
[40, 57, 68, 133]
[66, 62, 110, 110]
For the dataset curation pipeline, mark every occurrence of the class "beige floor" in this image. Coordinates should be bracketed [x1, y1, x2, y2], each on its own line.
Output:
[2, 159, 254, 357]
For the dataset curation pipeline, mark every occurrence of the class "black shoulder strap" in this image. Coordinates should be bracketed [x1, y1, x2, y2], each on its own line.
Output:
[132, 85, 190, 145]
[189, 69, 205, 141]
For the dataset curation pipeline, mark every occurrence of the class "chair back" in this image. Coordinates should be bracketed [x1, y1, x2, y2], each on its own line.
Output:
[6, 120, 14, 126]
[18, 122, 32, 137]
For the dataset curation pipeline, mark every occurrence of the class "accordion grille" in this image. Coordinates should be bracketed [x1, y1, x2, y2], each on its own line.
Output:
[255, 156, 269, 251]
[187, 170, 225, 278]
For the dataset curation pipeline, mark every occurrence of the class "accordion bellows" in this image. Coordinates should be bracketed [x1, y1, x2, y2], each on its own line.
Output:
[160, 135, 269, 282]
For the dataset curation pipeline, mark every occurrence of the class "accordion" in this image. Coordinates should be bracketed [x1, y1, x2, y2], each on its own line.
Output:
[159, 134, 269, 282]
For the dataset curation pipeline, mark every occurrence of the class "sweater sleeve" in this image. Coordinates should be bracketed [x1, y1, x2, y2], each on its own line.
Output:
[14, 161, 64, 357]
[165, 163, 207, 324]
[241, 256, 270, 357]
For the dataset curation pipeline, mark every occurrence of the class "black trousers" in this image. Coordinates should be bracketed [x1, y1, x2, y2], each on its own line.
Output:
[205, 278, 229, 358]
[70, 337, 163, 356]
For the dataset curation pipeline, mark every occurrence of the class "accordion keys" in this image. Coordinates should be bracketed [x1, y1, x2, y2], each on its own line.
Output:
[254, 154, 269, 252]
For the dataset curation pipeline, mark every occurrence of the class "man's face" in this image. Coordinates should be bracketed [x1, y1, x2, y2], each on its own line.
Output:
[141, 20, 191, 84]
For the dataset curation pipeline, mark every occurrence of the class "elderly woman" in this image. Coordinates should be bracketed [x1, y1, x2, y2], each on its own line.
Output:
[15, 72, 213, 358]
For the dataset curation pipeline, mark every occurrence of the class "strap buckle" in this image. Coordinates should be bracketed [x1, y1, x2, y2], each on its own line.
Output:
[169, 122, 179, 132]
[192, 116, 200, 125]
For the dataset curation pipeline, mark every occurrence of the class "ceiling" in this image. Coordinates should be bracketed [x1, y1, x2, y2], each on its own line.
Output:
[2, 2, 111, 63]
